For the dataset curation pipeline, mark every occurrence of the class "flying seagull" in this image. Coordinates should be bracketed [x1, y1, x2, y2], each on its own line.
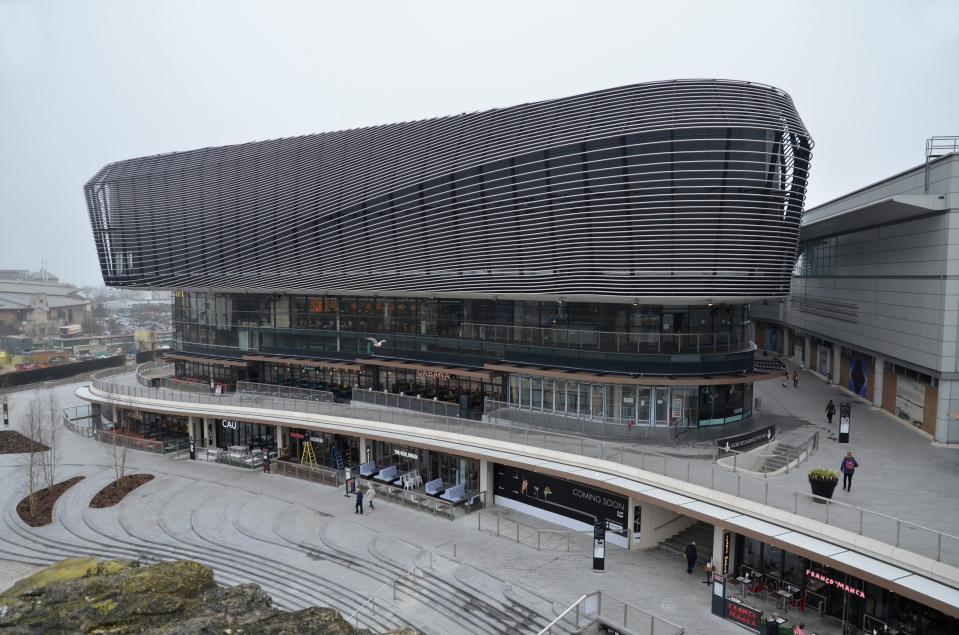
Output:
[364, 337, 386, 347]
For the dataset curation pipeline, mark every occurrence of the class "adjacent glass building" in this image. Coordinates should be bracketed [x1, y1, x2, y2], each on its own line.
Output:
[85, 79, 813, 429]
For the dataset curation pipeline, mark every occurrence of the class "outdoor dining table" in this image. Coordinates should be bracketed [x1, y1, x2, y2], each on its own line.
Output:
[776, 588, 794, 613]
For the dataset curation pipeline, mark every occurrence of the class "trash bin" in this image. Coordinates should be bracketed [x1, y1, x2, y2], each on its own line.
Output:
[755, 397, 762, 410]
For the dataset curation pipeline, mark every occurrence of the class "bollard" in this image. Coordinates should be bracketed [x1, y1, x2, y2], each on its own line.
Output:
[453, 543, 457, 559]
[859, 509, 864, 535]
[516, 522, 520, 543]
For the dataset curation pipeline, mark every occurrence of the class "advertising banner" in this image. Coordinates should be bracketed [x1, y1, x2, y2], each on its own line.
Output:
[817, 345, 831, 377]
[895, 375, 925, 429]
[494, 464, 626, 531]
[716, 425, 776, 455]
[847, 352, 871, 398]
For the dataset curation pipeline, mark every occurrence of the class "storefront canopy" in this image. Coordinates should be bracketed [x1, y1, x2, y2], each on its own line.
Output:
[163, 352, 249, 368]
[358, 357, 491, 382]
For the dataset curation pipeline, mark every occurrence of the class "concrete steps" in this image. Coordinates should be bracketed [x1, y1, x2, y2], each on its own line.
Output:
[659, 521, 714, 566]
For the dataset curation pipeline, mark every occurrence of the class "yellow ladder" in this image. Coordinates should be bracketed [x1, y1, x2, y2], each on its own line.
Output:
[301, 441, 317, 468]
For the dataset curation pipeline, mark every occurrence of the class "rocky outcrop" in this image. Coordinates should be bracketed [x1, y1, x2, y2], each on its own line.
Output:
[0, 558, 394, 634]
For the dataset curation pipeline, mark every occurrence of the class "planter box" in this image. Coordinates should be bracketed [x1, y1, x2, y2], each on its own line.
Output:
[809, 477, 838, 501]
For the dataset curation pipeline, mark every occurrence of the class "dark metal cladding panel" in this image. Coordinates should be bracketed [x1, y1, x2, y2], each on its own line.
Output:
[84, 79, 813, 300]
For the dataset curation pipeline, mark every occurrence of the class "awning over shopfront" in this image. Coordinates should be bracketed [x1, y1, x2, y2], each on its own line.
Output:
[242, 354, 364, 372]
[358, 357, 491, 382]
[482, 362, 782, 386]
[163, 352, 249, 368]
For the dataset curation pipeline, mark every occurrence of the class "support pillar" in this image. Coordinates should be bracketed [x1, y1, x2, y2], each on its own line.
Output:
[627, 498, 637, 551]
[276, 425, 287, 455]
[872, 356, 884, 408]
[359, 436, 369, 464]
[712, 524, 724, 571]
[804, 335, 812, 369]
[478, 459, 493, 494]
[833, 344, 842, 386]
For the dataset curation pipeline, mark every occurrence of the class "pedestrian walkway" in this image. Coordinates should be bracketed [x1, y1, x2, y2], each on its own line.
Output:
[0, 379, 848, 634]
[750, 359, 959, 537]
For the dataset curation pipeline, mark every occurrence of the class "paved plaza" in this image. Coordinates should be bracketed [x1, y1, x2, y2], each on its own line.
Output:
[1, 373, 956, 633]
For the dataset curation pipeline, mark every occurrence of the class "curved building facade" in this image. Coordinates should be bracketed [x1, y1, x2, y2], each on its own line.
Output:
[86, 79, 812, 303]
[84, 79, 813, 429]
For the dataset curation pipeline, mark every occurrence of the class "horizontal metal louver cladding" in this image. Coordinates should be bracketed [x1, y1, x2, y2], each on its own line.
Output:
[85, 79, 813, 302]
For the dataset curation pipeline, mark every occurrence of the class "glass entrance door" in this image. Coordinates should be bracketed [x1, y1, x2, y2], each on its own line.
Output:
[653, 387, 669, 426]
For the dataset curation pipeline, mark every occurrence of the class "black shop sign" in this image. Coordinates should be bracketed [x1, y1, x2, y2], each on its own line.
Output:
[494, 464, 626, 531]
[725, 600, 761, 633]
[716, 425, 776, 455]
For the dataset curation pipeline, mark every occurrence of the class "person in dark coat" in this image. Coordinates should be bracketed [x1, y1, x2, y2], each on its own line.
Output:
[840, 451, 859, 492]
[355, 488, 364, 514]
[685, 541, 698, 574]
[825, 400, 836, 424]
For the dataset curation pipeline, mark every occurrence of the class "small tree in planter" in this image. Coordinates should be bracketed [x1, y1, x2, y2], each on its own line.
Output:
[808, 467, 839, 501]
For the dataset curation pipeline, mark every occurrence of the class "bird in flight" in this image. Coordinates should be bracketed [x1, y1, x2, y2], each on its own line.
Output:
[364, 337, 386, 347]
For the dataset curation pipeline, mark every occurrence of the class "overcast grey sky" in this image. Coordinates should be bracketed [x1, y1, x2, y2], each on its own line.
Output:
[1, 0, 957, 287]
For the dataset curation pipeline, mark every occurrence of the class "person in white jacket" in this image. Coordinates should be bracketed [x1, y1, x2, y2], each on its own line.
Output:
[366, 483, 377, 511]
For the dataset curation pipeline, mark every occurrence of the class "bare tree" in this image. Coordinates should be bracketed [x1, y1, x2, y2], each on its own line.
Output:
[19, 393, 44, 517]
[107, 433, 129, 489]
[41, 390, 62, 493]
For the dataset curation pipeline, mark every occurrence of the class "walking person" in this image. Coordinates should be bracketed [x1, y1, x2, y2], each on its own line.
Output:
[355, 487, 364, 514]
[792, 370, 799, 388]
[685, 541, 698, 575]
[840, 451, 859, 492]
[782, 371, 789, 388]
[366, 482, 376, 511]
[825, 400, 836, 424]
[793, 623, 806, 635]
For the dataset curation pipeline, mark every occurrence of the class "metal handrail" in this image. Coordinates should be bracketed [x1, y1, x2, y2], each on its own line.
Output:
[84, 370, 959, 570]
[537, 593, 588, 635]
[348, 564, 417, 628]
[461, 321, 749, 354]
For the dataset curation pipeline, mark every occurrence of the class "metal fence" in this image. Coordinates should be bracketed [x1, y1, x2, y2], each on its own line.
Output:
[477, 512, 590, 552]
[538, 591, 685, 635]
[86, 369, 959, 569]
[273, 459, 342, 487]
[95, 429, 190, 455]
[351, 388, 460, 417]
[61, 404, 97, 438]
[235, 381, 335, 403]
[484, 399, 685, 441]
[461, 322, 747, 355]
[135, 362, 210, 393]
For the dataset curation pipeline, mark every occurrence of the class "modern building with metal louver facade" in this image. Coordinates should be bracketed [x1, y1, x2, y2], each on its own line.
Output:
[84, 79, 813, 429]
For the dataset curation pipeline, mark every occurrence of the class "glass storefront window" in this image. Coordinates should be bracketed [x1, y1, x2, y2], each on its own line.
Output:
[215, 419, 275, 450]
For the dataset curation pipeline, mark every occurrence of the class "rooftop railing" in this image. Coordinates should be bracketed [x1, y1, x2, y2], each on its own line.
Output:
[461, 322, 750, 354]
[85, 368, 959, 571]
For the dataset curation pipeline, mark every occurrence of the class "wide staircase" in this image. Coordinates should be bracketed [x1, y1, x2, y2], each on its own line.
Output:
[762, 443, 795, 473]
[660, 521, 714, 566]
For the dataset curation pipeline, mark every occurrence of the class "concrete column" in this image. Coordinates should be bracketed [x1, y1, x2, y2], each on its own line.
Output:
[712, 524, 724, 570]
[359, 436, 369, 464]
[935, 379, 955, 444]
[872, 356, 884, 408]
[276, 425, 287, 452]
[833, 344, 842, 386]
[478, 459, 492, 494]
[804, 335, 812, 369]
[627, 498, 637, 551]
[782, 329, 790, 358]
